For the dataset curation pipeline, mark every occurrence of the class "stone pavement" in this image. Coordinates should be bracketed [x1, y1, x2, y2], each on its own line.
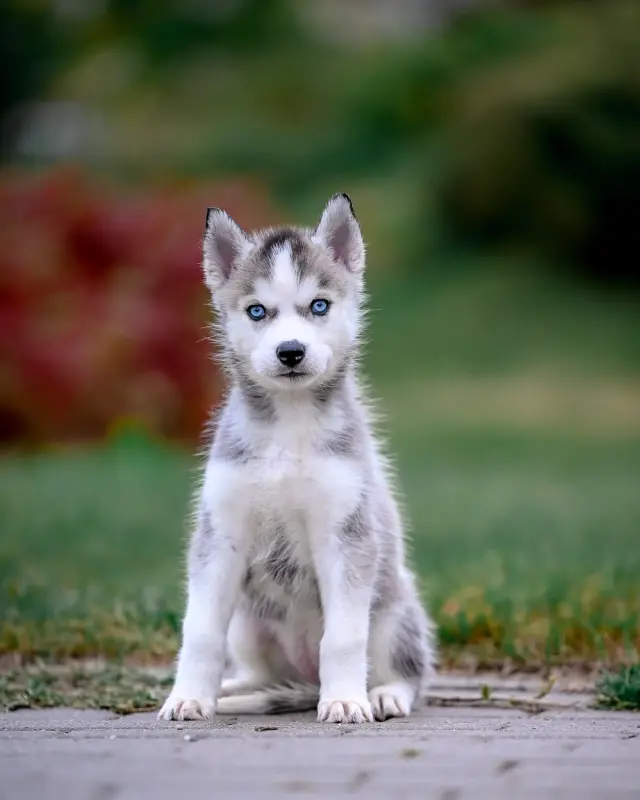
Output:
[1, 678, 639, 800]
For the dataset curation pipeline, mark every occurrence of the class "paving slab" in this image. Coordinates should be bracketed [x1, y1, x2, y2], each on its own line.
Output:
[1, 700, 639, 800]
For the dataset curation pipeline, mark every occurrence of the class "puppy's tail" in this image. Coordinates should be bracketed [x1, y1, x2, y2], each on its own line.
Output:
[216, 681, 319, 715]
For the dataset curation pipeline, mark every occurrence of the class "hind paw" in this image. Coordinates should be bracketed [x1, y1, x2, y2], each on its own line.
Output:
[368, 684, 413, 720]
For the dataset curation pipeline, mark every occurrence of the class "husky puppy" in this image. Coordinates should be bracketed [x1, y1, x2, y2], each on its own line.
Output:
[159, 194, 435, 724]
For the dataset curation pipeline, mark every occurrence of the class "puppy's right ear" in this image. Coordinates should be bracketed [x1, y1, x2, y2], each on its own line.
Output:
[203, 208, 251, 291]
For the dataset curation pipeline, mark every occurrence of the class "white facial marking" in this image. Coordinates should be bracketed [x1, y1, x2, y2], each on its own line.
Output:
[223, 235, 361, 392]
[271, 243, 299, 302]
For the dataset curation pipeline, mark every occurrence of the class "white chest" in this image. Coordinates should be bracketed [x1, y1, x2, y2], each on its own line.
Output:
[247, 440, 362, 526]
[203, 429, 363, 538]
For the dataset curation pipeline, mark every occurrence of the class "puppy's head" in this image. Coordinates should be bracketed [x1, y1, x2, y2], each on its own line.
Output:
[203, 194, 365, 392]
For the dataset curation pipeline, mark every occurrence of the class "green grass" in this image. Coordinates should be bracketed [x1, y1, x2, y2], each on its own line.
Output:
[0, 436, 190, 662]
[1, 424, 638, 671]
[0, 663, 173, 714]
[1, 265, 639, 681]
[597, 666, 640, 711]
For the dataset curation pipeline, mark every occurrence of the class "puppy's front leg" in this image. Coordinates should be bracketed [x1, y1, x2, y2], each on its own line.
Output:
[159, 505, 247, 721]
[312, 519, 376, 724]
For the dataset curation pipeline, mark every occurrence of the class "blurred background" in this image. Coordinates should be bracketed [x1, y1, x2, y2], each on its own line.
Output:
[1, 0, 639, 686]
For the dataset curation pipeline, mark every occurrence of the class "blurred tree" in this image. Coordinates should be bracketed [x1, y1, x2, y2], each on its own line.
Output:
[438, 1, 640, 283]
[93, 0, 300, 67]
[0, 1, 66, 158]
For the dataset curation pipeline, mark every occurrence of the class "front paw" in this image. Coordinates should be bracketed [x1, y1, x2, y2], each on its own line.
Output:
[158, 694, 216, 721]
[317, 698, 374, 724]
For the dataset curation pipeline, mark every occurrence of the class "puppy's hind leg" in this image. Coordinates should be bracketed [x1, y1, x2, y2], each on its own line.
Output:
[220, 609, 285, 697]
[368, 600, 435, 721]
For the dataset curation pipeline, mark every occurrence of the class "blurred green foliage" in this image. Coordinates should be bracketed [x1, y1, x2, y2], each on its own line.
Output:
[2, 0, 639, 280]
[102, 0, 300, 62]
[0, 1, 66, 152]
[439, 1, 640, 282]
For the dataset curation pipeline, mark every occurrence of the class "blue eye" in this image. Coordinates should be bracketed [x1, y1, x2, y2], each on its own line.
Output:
[311, 299, 329, 316]
[247, 304, 266, 321]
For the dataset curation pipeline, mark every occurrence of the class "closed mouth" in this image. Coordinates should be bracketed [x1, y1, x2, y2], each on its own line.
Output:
[279, 371, 309, 380]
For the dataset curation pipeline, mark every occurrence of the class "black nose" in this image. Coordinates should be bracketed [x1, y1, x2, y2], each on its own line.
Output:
[276, 340, 306, 368]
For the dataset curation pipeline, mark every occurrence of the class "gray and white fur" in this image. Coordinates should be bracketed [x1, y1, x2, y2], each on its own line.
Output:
[159, 194, 436, 724]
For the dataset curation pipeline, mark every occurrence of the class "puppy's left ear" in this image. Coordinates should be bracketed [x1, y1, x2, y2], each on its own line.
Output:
[314, 193, 365, 274]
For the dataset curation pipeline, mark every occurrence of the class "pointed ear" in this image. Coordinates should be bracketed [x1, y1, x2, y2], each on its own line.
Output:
[203, 207, 251, 291]
[313, 193, 365, 273]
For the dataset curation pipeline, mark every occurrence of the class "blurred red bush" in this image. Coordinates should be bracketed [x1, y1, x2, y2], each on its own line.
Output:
[0, 167, 277, 445]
